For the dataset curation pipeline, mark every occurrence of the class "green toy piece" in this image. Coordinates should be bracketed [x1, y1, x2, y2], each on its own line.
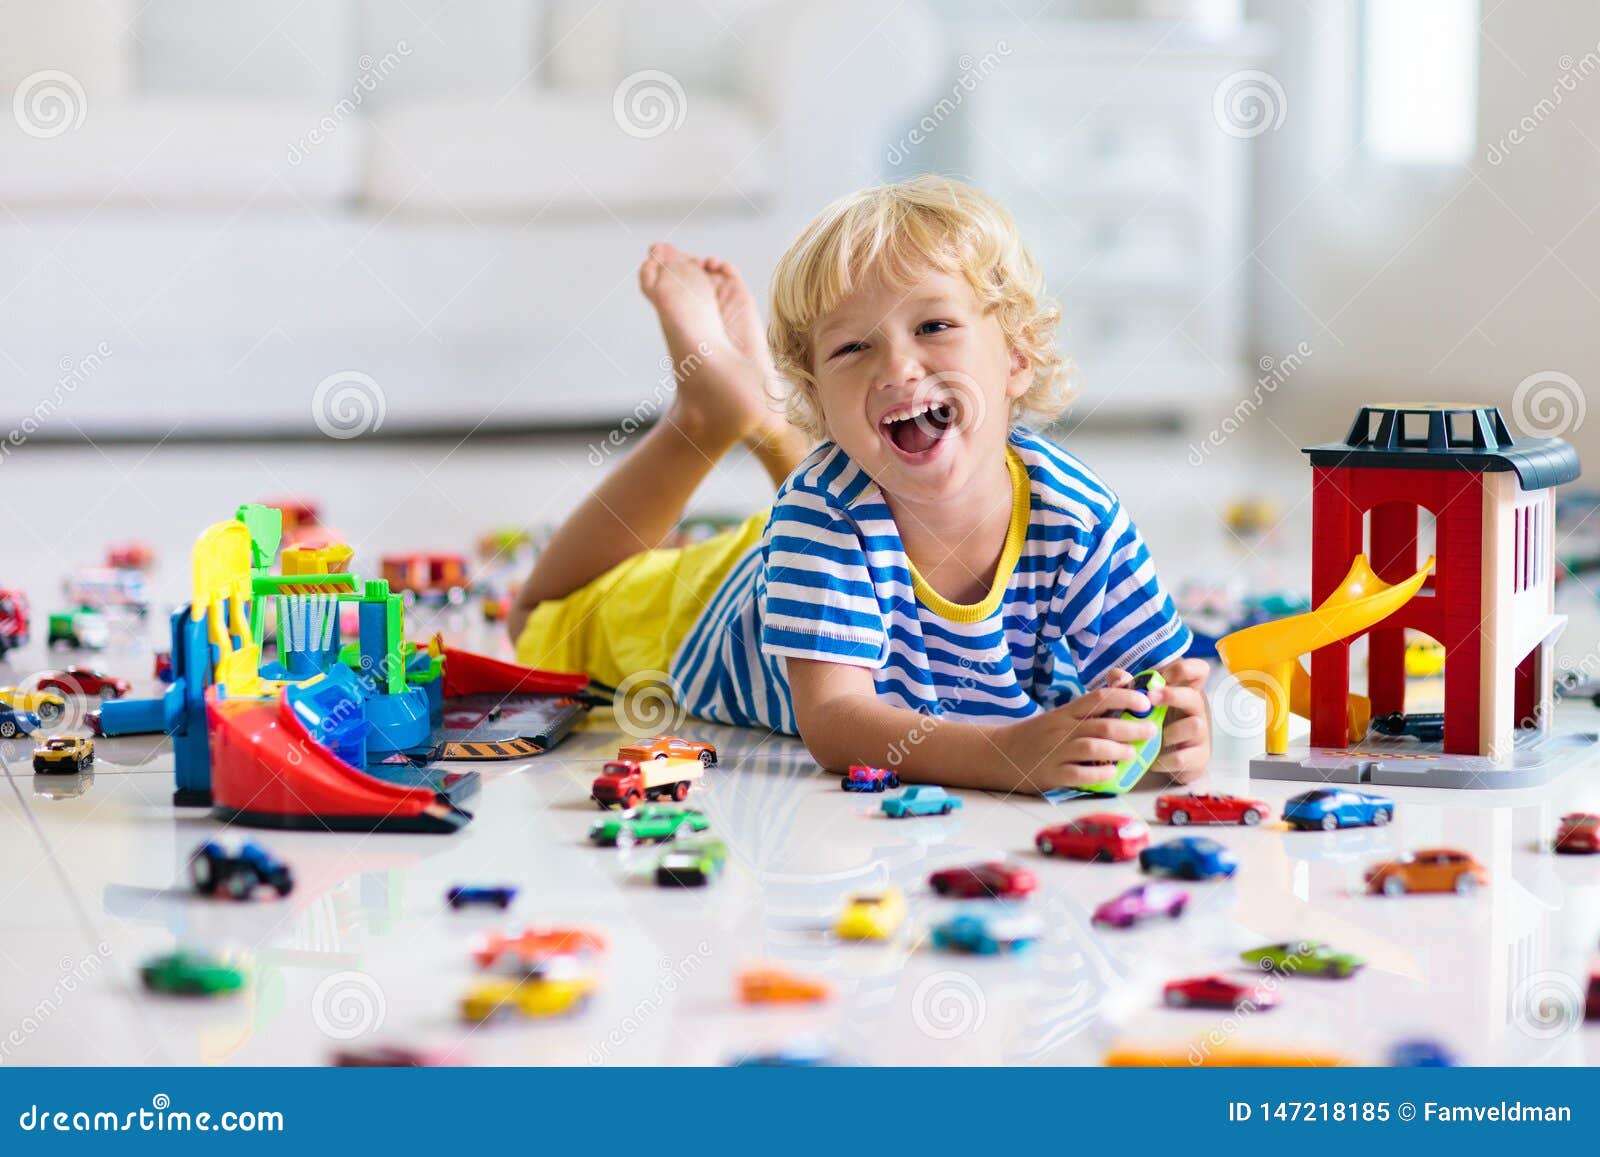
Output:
[588, 804, 709, 847]
[1240, 940, 1365, 979]
[1079, 668, 1168, 795]
[139, 950, 246, 996]
[655, 837, 728, 887]
[234, 503, 283, 572]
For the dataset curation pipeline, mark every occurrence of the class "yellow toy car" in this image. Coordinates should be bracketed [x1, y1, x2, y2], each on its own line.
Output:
[459, 967, 594, 1022]
[1, 685, 67, 723]
[834, 887, 907, 941]
[32, 735, 94, 774]
[1405, 639, 1445, 677]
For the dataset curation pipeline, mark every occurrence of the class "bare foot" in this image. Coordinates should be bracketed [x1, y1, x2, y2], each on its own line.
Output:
[638, 242, 781, 448]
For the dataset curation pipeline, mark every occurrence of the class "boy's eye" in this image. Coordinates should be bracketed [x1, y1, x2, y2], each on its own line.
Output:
[827, 341, 866, 359]
[918, 320, 954, 335]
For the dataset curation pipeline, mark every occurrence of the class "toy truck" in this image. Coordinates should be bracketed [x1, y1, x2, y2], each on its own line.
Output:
[591, 757, 703, 809]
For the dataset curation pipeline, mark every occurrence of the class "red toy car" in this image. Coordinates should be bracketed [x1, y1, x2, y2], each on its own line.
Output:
[842, 764, 900, 793]
[1155, 792, 1270, 827]
[153, 651, 175, 683]
[1588, 973, 1600, 1021]
[0, 588, 29, 657]
[471, 927, 606, 971]
[1163, 974, 1279, 1011]
[1555, 813, 1600, 854]
[37, 666, 131, 700]
[105, 541, 155, 571]
[928, 861, 1037, 899]
[1036, 813, 1150, 862]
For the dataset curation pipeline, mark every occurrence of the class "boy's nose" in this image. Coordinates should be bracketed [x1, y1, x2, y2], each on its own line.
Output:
[875, 345, 925, 390]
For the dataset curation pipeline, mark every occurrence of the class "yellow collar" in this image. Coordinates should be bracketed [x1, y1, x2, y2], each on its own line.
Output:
[907, 447, 1030, 623]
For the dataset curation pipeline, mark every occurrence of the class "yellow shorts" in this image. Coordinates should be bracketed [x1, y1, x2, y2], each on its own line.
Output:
[513, 510, 769, 688]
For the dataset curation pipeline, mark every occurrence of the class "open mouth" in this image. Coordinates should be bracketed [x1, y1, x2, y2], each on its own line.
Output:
[879, 398, 957, 457]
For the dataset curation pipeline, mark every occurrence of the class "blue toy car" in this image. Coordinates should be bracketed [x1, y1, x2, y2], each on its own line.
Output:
[881, 786, 962, 818]
[1284, 789, 1395, 831]
[1387, 1038, 1458, 1067]
[0, 705, 41, 739]
[447, 884, 517, 910]
[1138, 836, 1238, 880]
[189, 839, 294, 899]
[930, 910, 1039, 955]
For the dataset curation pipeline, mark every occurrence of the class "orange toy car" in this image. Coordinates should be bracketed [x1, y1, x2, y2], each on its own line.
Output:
[737, 967, 831, 1005]
[472, 927, 607, 971]
[1365, 848, 1487, 896]
[616, 735, 718, 767]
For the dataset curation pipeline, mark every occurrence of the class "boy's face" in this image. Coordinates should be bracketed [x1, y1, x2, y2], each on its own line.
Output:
[808, 265, 1032, 506]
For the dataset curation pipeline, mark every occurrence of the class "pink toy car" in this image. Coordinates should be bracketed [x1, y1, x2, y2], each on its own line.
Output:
[1091, 883, 1189, 928]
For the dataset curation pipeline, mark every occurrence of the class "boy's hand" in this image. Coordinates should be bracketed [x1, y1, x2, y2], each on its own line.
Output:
[1144, 657, 1211, 783]
[993, 684, 1161, 794]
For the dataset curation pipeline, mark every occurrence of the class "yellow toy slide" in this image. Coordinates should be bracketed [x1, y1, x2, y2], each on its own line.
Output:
[1216, 554, 1434, 754]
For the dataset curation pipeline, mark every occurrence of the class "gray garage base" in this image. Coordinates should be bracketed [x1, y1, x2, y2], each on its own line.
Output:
[1247, 730, 1600, 789]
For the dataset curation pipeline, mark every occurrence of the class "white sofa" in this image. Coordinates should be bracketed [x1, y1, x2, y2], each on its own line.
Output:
[0, 0, 939, 433]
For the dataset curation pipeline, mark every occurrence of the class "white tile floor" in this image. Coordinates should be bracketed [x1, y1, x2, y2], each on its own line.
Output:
[3, 429, 1600, 1066]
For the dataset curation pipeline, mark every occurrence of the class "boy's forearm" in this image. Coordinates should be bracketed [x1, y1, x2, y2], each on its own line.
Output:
[798, 692, 1019, 792]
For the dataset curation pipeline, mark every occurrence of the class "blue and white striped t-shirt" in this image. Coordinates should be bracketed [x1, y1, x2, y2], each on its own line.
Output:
[668, 426, 1190, 735]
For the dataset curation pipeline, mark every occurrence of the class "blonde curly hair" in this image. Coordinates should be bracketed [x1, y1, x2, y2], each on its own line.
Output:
[767, 175, 1072, 440]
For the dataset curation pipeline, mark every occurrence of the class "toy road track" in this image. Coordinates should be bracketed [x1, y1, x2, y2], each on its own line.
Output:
[429, 693, 591, 761]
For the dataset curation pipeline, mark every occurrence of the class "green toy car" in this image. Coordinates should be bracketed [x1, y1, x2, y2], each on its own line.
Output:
[655, 837, 727, 887]
[588, 804, 709, 847]
[139, 950, 245, 996]
[1241, 940, 1365, 979]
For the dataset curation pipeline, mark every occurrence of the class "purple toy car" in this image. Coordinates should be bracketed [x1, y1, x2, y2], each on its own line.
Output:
[1090, 883, 1189, 929]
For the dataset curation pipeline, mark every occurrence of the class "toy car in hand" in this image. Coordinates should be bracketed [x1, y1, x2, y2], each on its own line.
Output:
[588, 804, 708, 847]
[1555, 813, 1600, 854]
[738, 967, 831, 1004]
[472, 927, 606, 971]
[447, 884, 518, 910]
[32, 735, 94, 773]
[930, 910, 1040, 955]
[1092, 883, 1189, 928]
[460, 957, 595, 1022]
[1283, 789, 1394, 831]
[0, 704, 41, 739]
[1241, 940, 1365, 978]
[842, 764, 900, 792]
[1035, 812, 1149, 861]
[189, 839, 294, 899]
[1139, 837, 1238, 880]
[0, 685, 67, 723]
[655, 837, 727, 887]
[834, 887, 907, 941]
[36, 666, 131, 700]
[616, 734, 718, 766]
[140, 950, 244, 996]
[1364, 848, 1486, 895]
[928, 861, 1037, 899]
[1162, 974, 1278, 1011]
[1155, 792, 1269, 827]
[881, 785, 961, 817]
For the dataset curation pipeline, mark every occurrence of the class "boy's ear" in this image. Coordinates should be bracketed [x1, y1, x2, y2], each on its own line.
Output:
[1005, 347, 1034, 400]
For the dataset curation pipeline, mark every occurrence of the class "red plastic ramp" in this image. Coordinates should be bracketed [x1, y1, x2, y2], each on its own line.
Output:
[206, 687, 470, 833]
[437, 642, 589, 698]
